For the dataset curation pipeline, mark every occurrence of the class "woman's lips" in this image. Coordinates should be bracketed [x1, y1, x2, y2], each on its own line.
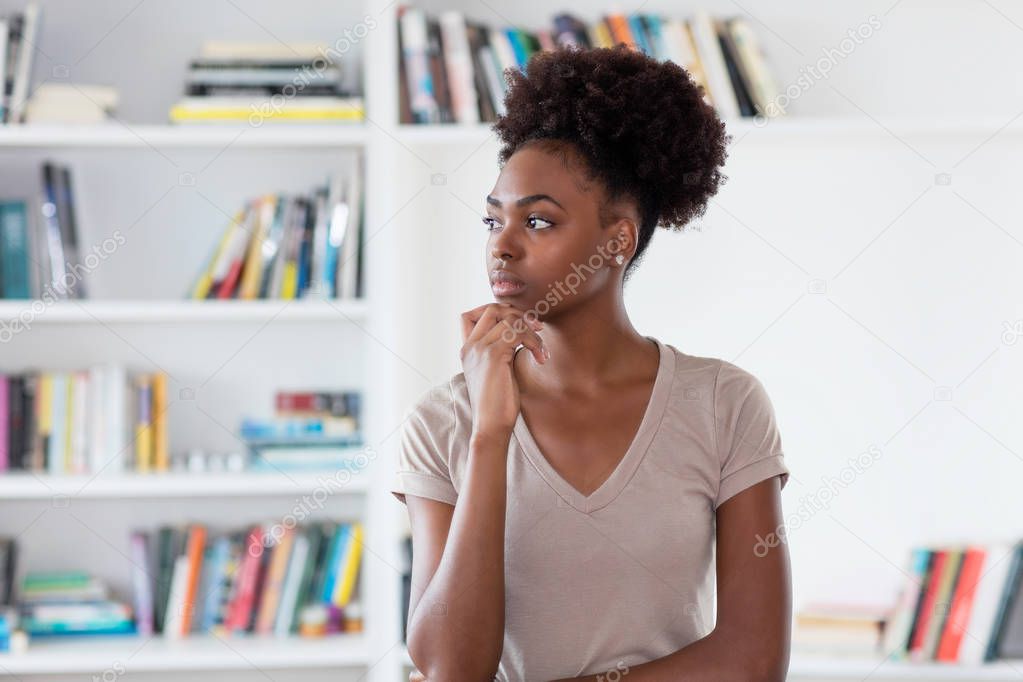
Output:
[492, 280, 527, 296]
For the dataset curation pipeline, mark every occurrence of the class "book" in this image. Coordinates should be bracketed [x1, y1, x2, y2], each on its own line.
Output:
[6, 3, 39, 124]
[881, 542, 1023, 664]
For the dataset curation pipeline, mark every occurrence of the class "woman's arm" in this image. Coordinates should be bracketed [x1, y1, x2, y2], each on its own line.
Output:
[405, 429, 512, 681]
[549, 475, 792, 682]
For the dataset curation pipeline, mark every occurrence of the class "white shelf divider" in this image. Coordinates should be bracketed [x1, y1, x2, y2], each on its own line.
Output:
[0, 633, 369, 674]
[0, 124, 368, 148]
[0, 470, 370, 500]
[0, 299, 370, 324]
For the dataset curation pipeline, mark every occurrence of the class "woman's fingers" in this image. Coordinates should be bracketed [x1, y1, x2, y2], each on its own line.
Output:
[481, 312, 547, 364]
[462, 304, 546, 363]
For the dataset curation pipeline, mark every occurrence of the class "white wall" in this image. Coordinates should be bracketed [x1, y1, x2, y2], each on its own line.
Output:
[379, 0, 1023, 614]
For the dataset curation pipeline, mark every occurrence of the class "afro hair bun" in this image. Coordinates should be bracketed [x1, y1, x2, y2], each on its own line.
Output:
[494, 44, 729, 239]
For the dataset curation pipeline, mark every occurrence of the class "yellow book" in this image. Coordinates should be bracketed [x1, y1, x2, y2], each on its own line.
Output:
[36, 372, 52, 436]
[64, 374, 74, 471]
[170, 107, 364, 123]
[332, 523, 363, 607]
[151, 372, 168, 471]
[280, 261, 298, 300]
[238, 196, 277, 300]
[589, 21, 614, 48]
[134, 374, 152, 472]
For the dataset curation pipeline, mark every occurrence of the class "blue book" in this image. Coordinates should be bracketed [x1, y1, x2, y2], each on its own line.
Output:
[200, 536, 230, 632]
[628, 15, 653, 56]
[0, 202, 31, 299]
[320, 524, 349, 603]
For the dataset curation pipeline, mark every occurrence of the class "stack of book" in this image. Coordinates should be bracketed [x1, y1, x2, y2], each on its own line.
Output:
[0, 367, 169, 475]
[169, 42, 364, 124]
[397, 6, 781, 124]
[792, 602, 888, 657]
[0, 2, 40, 124]
[1, 162, 87, 301]
[18, 571, 133, 636]
[189, 166, 363, 301]
[242, 389, 363, 472]
[883, 542, 1023, 664]
[134, 521, 363, 638]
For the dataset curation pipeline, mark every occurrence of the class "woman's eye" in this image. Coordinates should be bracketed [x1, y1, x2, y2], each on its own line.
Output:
[482, 216, 501, 231]
[527, 215, 553, 229]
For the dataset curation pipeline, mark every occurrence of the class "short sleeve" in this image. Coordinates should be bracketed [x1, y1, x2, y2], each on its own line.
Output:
[714, 361, 789, 509]
[390, 382, 459, 506]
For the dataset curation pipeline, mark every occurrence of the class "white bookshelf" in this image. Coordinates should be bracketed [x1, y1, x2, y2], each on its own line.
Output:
[3, 1, 1022, 681]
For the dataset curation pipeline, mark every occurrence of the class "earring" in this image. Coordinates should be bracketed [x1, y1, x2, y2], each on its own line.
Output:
[614, 254, 624, 265]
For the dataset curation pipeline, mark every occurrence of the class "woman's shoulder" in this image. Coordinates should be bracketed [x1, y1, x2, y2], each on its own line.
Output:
[662, 342, 766, 391]
[402, 371, 472, 436]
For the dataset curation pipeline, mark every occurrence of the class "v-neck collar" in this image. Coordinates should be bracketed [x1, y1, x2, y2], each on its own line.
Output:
[513, 336, 676, 514]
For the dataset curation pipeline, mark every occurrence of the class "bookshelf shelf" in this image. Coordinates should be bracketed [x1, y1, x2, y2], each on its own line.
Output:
[395, 648, 1023, 680]
[0, 299, 370, 324]
[787, 654, 1023, 680]
[0, 470, 370, 500]
[0, 633, 368, 674]
[0, 124, 368, 148]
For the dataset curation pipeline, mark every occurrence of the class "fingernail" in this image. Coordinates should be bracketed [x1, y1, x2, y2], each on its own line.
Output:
[543, 346, 551, 360]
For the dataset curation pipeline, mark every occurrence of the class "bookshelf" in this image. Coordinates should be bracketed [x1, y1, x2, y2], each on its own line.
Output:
[2, 1, 1022, 681]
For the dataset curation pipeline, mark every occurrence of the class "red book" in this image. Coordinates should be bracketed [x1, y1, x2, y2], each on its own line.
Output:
[226, 526, 264, 632]
[910, 549, 948, 661]
[215, 257, 245, 299]
[936, 547, 987, 661]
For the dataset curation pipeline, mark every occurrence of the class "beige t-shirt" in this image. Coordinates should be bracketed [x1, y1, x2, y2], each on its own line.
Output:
[390, 336, 790, 682]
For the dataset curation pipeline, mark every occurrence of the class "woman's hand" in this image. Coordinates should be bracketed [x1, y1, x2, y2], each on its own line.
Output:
[460, 303, 547, 436]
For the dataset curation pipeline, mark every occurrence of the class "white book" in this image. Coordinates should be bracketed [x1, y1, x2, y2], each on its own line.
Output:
[727, 18, 782, 118]
[688, 10, 740, 120]
[439, 11, 480, 124]
[0, 19, 8, 122]
[661, 19, 712, 108]
[273, 533, 310, 637]
[102, 363, 128, 474]
[69, 371, 88, 474]
[9, 3, 41, 124]
[163, 554, 191, 639]
[487, 27, 519, 77]
[479, 46, 506, 117]
[960, 544, 1019, 664]
[86, 365, 106, 474]
[336, 156, 362, 300]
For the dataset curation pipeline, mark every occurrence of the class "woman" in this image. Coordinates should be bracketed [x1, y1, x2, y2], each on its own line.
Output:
[390, 44, 791, 682]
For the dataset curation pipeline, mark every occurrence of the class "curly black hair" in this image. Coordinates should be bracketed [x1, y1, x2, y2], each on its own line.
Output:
[493, 44, 729, 279]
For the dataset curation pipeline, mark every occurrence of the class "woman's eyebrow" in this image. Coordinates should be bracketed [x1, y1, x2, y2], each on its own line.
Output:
[486, 194, 565, 210]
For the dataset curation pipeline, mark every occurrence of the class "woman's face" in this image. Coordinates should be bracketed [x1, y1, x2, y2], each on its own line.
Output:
[484, 143, 634, 319]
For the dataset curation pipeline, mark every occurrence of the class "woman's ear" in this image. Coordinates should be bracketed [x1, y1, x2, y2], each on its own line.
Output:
[609, 216, 638, 262]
